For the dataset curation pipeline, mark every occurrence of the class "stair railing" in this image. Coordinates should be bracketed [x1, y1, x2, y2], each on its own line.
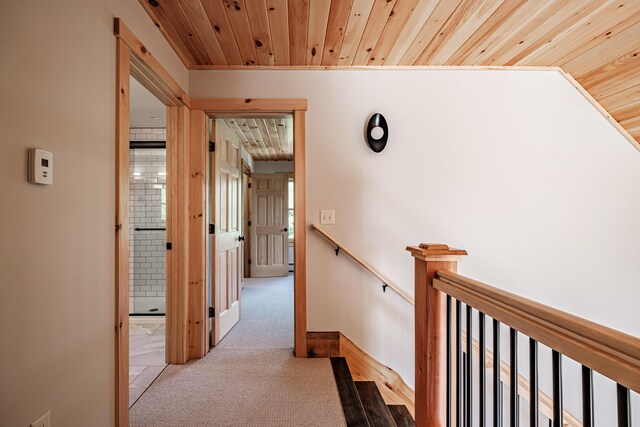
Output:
[313, 225, 589, 424]
[407, 243, 640, 427]
[311, 223, 413, 304]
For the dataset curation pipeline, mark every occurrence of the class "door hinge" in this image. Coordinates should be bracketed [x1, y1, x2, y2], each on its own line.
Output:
[248, 182, 252, 188]
[248, 259, 251, 265]
[209, 223, 215, 234]
[166, 242, 172, 250]
[209, 306, 215, 318]
[209, 141, 215, 152]
[248, 220, 251, 227]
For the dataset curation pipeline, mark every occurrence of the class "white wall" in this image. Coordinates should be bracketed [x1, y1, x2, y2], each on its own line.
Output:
[0, 1, 186, 425]
[190, 69, 640, 396]
[253, 160, 294, 173]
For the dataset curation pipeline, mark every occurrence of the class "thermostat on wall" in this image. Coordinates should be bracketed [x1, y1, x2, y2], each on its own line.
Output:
[28, 148, 53, 185]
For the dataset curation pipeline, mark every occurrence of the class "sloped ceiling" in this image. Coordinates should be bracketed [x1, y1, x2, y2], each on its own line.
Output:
[139, 0, 640, 144]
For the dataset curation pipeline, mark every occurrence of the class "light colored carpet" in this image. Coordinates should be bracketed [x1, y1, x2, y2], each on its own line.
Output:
[217, 275, 294, 350]
[130, 274, 347, 427]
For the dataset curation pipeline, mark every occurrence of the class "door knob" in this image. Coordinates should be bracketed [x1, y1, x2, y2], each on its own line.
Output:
[283, 228, 288, 232]
[239, 236, 245, 241]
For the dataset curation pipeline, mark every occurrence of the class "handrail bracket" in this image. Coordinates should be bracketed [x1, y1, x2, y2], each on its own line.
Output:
[311, 223, 414, 305]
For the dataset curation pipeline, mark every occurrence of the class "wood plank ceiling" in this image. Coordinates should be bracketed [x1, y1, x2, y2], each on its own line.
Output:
[223, 116, 294, 160]
[139, 0, 640, 144]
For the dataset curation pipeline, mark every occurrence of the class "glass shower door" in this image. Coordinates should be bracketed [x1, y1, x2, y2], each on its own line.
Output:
[129, 147, 167, 315]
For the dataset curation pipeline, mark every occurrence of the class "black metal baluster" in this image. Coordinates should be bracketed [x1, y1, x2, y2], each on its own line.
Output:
[552, 351, 563, 427]
[582, 366, 594, 427]
[479, 312, 486, 427]
[493, 319, 502, 427]
[457, 300, 463, 427]
[466, 305, 473, 427]
[529, 339, 538, 427]
[617, 384, 630, 427]
[510, 328, 518, 427]
[500, 382, 504, 426]
[463, 352, 468, 425]
[446, 296, 452, 427]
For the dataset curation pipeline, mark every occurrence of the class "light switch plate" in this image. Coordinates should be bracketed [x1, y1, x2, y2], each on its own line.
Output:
[320, 210, 335, 225]
[31, 411, 50, 427]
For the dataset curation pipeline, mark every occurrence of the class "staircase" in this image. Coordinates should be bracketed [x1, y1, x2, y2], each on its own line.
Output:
[331, 357, 415, 427]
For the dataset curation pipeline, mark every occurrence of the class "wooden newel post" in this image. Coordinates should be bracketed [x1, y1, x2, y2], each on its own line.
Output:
[406, 243, 467, 427]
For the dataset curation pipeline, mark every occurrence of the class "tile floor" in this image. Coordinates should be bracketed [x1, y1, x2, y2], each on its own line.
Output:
[129, 316, 166, 408]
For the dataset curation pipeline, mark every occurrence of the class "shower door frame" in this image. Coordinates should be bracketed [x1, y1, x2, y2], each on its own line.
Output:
[129, 141, 167, 316]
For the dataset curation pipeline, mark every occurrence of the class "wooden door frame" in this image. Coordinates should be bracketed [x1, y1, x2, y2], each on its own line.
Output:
[114, 18, 193, 427]
[115, 18, 308, 426]
[198, 100, 307, 359]
[241, 160, 252, 280]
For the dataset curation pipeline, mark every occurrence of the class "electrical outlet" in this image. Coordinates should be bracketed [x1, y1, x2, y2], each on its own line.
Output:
[31, 411, 50, 427]
[320, 210, 335, 225]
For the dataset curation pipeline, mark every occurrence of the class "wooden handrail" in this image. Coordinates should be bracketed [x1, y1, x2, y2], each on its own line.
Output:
[435, 270, 640, 393]
[311, 224, 414, 305]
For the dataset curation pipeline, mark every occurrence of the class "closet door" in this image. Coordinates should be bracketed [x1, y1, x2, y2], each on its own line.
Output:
[251, 173, 289, 278]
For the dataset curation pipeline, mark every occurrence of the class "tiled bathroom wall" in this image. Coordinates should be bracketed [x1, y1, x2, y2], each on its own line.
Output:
[129, 128, 166, 314]
[130, 127, 165, 141]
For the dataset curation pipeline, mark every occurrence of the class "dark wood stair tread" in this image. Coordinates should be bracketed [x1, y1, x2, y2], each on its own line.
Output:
[330, 357, 370, 427]
[354, 381, 396, 427]
[387, 405, 415, 427]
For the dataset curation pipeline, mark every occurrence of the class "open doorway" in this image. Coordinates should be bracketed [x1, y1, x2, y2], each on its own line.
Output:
[208, 116, 295, 349]
[115, 20, 193, 424]
[115, 19, 307, 426]
[127, 76, 168, 407]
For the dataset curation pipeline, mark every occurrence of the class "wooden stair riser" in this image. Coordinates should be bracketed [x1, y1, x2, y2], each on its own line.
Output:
[355, 381, 397, 427]
[330, 357, 370, 426]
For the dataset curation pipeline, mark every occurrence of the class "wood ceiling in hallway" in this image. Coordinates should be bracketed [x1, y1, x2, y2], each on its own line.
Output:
[139, 0, 640, 144]
[222, 116, 294, 160]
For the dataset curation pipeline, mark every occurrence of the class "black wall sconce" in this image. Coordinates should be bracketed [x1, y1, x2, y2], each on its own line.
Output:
[365, 113, 388, 153]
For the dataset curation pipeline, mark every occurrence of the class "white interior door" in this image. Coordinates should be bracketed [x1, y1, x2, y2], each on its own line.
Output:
[251, 173, 289, 278]
[213, 120, 242, 344]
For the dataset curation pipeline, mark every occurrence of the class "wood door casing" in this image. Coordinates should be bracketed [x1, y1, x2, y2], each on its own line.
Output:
[242, 170, 251, 279]
[116, 21, 309, 424]
[213, 119, 242, 344]
[250, 173, 289, 278]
